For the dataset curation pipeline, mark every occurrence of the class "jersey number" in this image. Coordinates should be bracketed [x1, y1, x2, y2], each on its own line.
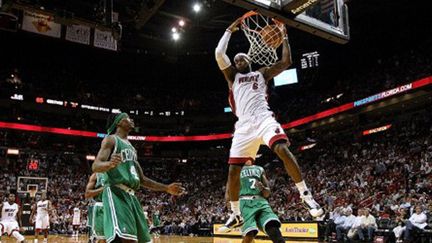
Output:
[8, 212, 14, 217]
[130, 166, 140, 180]
[249, 179, 257, 189]
[252, 82, 258, 90]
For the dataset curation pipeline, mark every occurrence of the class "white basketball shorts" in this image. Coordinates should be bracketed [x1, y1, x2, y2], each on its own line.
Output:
[35, 215, 50, 230]
[229, 113, 289, 164]
[0, 220, 19, 235]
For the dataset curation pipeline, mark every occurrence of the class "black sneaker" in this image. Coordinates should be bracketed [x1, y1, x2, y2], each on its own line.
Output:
[218, 214, 244, 233]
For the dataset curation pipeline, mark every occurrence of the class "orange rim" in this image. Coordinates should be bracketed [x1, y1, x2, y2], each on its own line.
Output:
[240, 11, 284, 29]
[241, 10, 258, 20]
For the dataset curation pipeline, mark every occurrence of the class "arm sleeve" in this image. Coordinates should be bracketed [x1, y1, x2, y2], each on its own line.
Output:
[215, 30, 232, 70]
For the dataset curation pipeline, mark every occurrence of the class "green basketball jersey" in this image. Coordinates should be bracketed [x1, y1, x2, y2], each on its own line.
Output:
[152, 212, 160, 226]
[240, 165, 265, 196]
[105, 135, 141, 190]
[94, 173, 106, 202]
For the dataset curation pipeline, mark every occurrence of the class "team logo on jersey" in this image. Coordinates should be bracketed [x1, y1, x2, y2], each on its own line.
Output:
[238, 74, 259, 84]
[275, 128, 281, 134]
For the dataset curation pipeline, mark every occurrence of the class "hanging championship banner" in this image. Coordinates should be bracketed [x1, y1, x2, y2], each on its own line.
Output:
[65, 24, 90, 45]
[93, 28, 117, 51]
[21, 11, 61, 38]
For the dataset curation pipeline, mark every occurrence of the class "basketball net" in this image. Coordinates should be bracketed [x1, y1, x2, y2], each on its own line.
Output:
[240, 11, 285, 67]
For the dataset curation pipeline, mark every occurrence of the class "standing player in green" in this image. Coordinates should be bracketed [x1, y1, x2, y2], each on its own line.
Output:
[85, 173, 106, 243]
[151, 210, 161, 238]
[238, 161, 285, 243]
[92, 113, 185, 243]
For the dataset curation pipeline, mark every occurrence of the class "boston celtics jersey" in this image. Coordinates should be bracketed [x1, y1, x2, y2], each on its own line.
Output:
[240, 165, 265, 196]
[152, 212, 161, 227]
[94, 173, 106, 202]
[105, 135, 141, 190]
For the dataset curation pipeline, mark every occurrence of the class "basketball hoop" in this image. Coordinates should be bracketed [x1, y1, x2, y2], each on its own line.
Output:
[240, 11, 285, 67]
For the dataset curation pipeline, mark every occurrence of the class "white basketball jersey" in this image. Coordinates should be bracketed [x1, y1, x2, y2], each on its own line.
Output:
[1, 202, 18, 222]
[230, 71, 270, 118]
[36, 200, 49, 218]
[73, 208, 80, 219]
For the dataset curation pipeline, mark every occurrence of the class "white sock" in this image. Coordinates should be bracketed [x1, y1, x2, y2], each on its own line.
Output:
[34, 239, 39, 243]
[12, 231, 25, 242]
[230, 201, 240, 215]
[295, 181, 309, 196]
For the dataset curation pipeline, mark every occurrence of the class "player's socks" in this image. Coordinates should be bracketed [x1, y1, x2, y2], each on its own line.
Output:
[34, 239, 39, 243]
[43, 237, 48, 243]
[230, 201, 240, 215]
[295, 180, 309, 195]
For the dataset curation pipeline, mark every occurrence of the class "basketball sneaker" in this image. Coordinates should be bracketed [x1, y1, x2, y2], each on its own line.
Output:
[301, 191, 324, 218]
[218, 213, 244, 233]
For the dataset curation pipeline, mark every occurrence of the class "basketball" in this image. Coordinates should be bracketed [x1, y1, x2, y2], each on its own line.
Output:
[259, 24, 284, 48]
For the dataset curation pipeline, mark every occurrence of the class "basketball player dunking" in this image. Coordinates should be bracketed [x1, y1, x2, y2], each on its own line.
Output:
[0, 193, 26, 243]
[92, 113, 185, 243]
[215, 18, 323, 231]
[30, 192, 52, 243]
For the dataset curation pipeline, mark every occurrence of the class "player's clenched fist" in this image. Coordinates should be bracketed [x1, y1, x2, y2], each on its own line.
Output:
[108, 153, 122, 169]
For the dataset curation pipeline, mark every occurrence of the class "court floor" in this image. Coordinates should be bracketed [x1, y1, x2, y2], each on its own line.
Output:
[0, 235, 319, 243]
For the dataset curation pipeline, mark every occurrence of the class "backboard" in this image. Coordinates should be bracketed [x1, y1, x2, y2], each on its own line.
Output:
[223, 0, 349, 44]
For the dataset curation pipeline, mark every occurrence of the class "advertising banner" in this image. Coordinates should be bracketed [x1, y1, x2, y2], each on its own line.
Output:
[213, 222, 318, 238]
[65, 24, 91, 45]
[22, 11, 61, 38]
[94, 28, 117, 51]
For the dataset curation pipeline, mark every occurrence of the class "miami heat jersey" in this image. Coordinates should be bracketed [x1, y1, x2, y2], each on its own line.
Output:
[36, 200, 49, 218]
[1, 202, 18, 222]
[230, 71, 270, 118]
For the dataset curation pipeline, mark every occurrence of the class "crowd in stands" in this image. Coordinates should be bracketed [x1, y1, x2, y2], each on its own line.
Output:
[1, 37, 431, 136]
[1, 108, 431, 241]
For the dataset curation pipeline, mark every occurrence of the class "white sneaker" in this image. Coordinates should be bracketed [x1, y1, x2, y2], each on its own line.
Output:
[301, 191, 324, 218]
[218, 213, 244, 233]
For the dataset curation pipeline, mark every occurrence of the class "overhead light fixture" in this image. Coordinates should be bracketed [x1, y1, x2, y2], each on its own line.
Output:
[172, 32, 180, 41]
[179, 20, 185, 27]
[193, 3, 201, 12]
[7, 148, 19, 155]
[171, 27, 177, 33]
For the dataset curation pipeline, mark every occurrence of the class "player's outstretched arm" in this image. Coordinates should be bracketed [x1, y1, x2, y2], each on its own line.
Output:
[134, 161, 186, 196]
[215, 17, 242, 86]
[84, 173, 104, 199]
[260, 26, 292, 82]
[92, 136, 121, 172]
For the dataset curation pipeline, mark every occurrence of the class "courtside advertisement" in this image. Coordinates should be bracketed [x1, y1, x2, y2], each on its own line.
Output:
[213, 223, 318, 238]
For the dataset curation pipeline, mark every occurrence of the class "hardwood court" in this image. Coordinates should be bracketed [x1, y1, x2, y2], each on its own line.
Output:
[0, 235, 319, 243]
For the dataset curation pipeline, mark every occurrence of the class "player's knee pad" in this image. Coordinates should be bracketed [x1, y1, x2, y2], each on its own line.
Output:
[265, 223, 285, 243]
[12, 231, 25, 242]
